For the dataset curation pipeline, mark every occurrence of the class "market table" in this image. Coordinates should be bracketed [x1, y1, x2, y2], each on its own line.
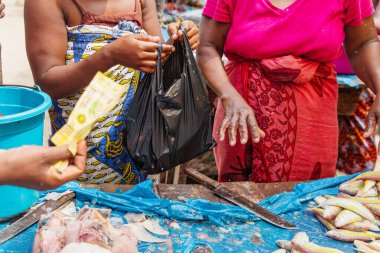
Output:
[0, 176, 356, 253]
[83, 181, 297, 253]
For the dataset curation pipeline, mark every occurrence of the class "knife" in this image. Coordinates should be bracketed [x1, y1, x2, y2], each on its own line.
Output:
[184, 168, 297, 229]
[0, 191, 75, 244]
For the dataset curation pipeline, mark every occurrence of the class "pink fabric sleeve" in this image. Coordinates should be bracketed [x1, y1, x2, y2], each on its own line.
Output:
[202, 0, 218, 18]
[213, 0, 233, 23]
[344, 0, 374, 26]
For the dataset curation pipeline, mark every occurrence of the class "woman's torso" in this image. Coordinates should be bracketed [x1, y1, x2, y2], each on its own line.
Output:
[50, 0, 146, 184]
[208, 0, 373, 62]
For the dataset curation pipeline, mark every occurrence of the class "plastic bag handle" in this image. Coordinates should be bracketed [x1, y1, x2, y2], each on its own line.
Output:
[155, 44, 164, 92]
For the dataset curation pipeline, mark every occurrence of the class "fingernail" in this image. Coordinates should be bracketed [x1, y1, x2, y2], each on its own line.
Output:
[254, 137, 260, 143]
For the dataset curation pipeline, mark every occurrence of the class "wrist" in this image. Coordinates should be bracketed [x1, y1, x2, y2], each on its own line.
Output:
[219, 88, 240, 102]
[97, 44, 117, 70]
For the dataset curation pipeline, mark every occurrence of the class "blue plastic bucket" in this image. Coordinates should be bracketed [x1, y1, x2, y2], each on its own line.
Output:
[0, 85, 51, 219]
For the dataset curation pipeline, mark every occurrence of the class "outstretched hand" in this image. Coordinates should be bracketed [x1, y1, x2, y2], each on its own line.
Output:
[0, 141, 87, 190]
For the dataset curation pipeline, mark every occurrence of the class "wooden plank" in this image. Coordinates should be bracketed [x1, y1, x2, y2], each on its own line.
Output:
[157, 184, 223, 203]
[156, 182, 297, 203]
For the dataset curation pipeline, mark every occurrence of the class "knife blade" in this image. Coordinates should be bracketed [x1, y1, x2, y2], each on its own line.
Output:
[0, 191, 75, 245]
[184, 168, 297, 229]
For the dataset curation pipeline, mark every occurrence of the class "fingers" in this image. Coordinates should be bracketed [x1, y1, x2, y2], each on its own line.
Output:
[70, 141, 87, 172]
[247, 113, 264, 143]
[239, 115, 249, 144]
[219, 114, 231, 142]
[133, 34, 160, 43]
[43, 145, 73, 163]
[228, 114, 239, 146]
[364, 110, 376, 138]
[167, 23, 180, 40]
[189, 35, 199, 50]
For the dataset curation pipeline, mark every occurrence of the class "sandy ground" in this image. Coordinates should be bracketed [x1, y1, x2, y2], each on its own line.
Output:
[0, 0, 52, 142]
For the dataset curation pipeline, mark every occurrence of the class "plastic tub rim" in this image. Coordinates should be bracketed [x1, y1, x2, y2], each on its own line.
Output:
[0, 85, 52, 124]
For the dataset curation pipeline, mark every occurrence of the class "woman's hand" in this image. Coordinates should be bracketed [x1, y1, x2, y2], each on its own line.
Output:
[0, 0, 5, 19]
[168, 20, 199, 50]
[364, 95, 380, 154]
[107, 33, 174, 73]
[0, 141, 87, 190]
[219, 92, 265, 146]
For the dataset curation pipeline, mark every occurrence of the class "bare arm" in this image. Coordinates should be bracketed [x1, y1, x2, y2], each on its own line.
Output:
[197, 16, 264, 146]
[24, 0, 114, 99]
[374, 1, 380, 33]
[142, 0, 164, 41]
[345, 16, 380, 146]
[0, 141, 87, 190]
[25, 0, 173, 100]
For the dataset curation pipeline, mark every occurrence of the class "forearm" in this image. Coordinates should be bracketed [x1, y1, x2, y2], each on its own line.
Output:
[0, 151, 13, 185]
[349, 39, 380, 94]
[35, 47, 115, 100]
[197, 46, 238, 99]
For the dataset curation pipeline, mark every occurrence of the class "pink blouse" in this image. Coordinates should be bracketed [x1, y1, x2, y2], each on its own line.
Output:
[203, 0, 374, 62]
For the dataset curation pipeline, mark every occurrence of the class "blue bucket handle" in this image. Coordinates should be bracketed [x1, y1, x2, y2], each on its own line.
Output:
[1, 84, 42, 92]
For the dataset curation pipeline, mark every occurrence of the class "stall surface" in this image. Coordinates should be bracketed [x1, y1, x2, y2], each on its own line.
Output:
[0, 174, 360, 253]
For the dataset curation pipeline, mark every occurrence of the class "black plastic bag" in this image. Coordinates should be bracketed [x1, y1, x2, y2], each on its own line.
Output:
[124, 32, 215, 174]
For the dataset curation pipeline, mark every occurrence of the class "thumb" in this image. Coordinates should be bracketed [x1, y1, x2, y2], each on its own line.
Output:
[363, 110, 376, 138]
[133, 34, 160, 43]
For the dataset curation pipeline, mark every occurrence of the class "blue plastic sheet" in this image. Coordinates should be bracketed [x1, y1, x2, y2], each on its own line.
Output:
[0, 174, 364, 253]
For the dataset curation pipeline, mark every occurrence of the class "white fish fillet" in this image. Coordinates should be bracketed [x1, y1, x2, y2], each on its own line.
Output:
[125, 213, 146, 224]
[142, 219, 169, 236]
[60, 243, 111, 253]
[125, 223, 166, 243]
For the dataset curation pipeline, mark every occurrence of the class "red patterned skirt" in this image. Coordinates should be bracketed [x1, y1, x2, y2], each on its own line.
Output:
[214, 56, 339, 182]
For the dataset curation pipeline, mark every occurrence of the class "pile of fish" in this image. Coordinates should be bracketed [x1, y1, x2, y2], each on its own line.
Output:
[309, 172, 380, 252]
[272, 232, 344, 253]
[33, 204, 171, 253]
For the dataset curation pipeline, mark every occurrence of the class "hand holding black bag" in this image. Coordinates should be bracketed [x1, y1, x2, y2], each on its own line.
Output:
[124, 30, 215, 174]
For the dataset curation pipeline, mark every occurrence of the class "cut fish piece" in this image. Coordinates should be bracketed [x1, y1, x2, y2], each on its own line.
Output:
[142, 219, 169, 236]
[125, 213, 146, 224]
[60, 243, 111, 253]
[125, 223, 166, 243]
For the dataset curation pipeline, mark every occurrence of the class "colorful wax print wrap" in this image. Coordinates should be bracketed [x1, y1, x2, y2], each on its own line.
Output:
[49, 22, 146, 184]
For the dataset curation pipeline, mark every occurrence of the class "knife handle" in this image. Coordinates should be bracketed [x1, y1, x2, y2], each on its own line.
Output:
[184, 168, 220, 189]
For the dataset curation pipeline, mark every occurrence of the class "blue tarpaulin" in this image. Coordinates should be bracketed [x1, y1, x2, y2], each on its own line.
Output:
[0, 173, 363, 253]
